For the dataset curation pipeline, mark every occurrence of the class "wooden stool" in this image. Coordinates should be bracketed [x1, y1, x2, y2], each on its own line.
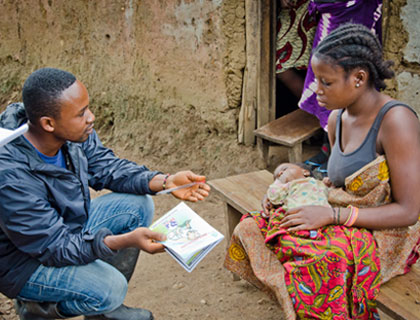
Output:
[254, 109, 321, 166]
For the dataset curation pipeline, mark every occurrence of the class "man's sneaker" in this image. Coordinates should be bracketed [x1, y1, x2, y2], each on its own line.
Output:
[84, 304, 153, 320]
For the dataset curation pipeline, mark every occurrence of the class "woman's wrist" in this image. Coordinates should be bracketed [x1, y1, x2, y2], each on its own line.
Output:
[331, 207, 336, 224]
[344, 205, 359, 227]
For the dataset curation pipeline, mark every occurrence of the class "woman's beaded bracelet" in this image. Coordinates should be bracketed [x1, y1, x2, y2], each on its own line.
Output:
[344, 205, 359, 227]
[337, 207, 341, 225]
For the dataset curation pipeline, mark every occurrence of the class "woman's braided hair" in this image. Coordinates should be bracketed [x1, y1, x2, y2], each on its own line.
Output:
[313, 23, 394, 90]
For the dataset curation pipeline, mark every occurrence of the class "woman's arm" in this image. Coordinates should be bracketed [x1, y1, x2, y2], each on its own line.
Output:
[353, 106, 420, 228]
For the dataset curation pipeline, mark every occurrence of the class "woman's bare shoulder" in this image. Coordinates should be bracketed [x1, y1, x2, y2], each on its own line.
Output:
[381, 103, 419, 132]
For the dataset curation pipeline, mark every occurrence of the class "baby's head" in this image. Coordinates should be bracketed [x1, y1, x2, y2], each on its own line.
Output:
[273, 162, 313, 184]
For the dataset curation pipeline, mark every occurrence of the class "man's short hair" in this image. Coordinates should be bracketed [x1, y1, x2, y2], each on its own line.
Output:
[22, 68, 76, 123]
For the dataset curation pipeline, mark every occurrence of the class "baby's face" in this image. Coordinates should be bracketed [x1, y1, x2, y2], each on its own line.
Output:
[274, 163, 308, 183]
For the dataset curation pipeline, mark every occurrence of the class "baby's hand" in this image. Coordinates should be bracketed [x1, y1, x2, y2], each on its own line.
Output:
[261, 195, 273, 218]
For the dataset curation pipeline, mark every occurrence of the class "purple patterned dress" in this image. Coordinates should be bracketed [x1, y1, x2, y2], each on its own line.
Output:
[298, 0, 383, 130]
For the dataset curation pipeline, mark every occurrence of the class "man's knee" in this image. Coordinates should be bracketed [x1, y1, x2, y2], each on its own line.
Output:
[125, 194, 154, 227]
[94, 192, 155, 228]
[85, 264, 128, 314]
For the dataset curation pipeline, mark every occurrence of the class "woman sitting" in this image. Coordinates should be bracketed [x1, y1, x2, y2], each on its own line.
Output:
[224, 23, 420, 319]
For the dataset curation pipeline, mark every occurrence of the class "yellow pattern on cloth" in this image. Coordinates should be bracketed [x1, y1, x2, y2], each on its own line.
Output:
[328, 155, 420, 282]
[329, 155, 391, 207]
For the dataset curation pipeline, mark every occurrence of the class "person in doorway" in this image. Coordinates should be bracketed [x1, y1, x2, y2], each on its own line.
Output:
[0, 68, 210, 320]
[275, 0, 317, 99]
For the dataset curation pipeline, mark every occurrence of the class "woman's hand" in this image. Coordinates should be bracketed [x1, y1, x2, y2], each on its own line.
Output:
[166, 170, 210, 202]
[279, 205, 334, 231]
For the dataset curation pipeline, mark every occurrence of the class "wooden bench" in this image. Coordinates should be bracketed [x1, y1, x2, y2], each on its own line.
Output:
[376, 263, 420, 320]
[209, 170, 273, 241]
[209, 170, 420, 320]
[254, 109, 321, 166]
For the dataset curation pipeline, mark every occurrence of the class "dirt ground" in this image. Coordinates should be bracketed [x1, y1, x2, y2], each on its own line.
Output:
[0, 197, 286, 319]
[0, 143, 314, 320]
[0, 143, 396, 320]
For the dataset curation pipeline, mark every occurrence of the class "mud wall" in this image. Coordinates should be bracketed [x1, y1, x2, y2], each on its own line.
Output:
[0, 0, 259, 177]
[0, 0, 418, 177]
[383, 0, 420, 113]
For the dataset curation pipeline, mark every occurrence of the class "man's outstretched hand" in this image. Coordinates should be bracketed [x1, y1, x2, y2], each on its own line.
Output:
[165, 170, 211, 202]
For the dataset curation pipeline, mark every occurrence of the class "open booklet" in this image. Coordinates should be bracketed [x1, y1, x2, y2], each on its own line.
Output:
[150, 202, 224, 272]
[0, 124, 28, 147]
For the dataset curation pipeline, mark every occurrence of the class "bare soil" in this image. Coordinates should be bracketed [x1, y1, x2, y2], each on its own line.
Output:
[0, 143, 394, 320]
[1, 144, 309, 320]
[0, 196, 285, 320]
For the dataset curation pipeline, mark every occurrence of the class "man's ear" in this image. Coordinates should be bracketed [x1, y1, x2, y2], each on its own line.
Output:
[39, 116, 55, 133]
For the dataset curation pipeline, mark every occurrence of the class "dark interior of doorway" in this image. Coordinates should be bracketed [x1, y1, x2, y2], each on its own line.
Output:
[275, 69, 306, 119]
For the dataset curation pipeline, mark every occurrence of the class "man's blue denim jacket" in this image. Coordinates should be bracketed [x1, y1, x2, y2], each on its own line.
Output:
[0, 103, 160, 298]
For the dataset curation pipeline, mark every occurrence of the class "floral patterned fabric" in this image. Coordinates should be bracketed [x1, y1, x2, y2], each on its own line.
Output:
[224, 156, 420, 319]
[267, 177, 329, 211]
[328, 155, 391, 208]
[276, 0, 317, 72]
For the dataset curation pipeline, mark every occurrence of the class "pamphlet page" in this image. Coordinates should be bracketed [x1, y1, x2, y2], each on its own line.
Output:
[150, 202, 224, 272]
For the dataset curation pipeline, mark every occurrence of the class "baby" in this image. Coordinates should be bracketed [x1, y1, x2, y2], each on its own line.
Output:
[264, 162, 330, 217]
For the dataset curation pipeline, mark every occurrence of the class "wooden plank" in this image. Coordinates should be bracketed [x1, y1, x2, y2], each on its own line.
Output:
[254, 109, 321, 147]
[377, 263, 420, 320]
[288, 143, 302, 163]
[208, 170, 273, 215]
[269, 0, 277, 123]
[379, 309, 397, 320]
[238, 0, 260, 145]
[256, 137, 270, 167]
[258, 0, 276, 129]
[224, 203, 242, 243]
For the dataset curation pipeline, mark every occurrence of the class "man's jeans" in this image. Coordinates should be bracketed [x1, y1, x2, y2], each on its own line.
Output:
[16, 193, 154, 317]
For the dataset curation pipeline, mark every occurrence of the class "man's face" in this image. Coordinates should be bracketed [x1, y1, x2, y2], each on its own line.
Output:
[53, 80, 95, 143]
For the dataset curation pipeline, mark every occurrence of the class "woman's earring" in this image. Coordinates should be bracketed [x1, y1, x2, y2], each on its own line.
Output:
[356, 83, 360, 88]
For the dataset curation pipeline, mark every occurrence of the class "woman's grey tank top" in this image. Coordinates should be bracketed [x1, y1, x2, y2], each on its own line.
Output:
[327, 100, 416, 187]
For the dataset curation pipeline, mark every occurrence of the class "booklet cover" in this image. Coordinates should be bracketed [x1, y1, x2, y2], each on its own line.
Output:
[0, 124, 28, 147]
[150, 202, 224, 272]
